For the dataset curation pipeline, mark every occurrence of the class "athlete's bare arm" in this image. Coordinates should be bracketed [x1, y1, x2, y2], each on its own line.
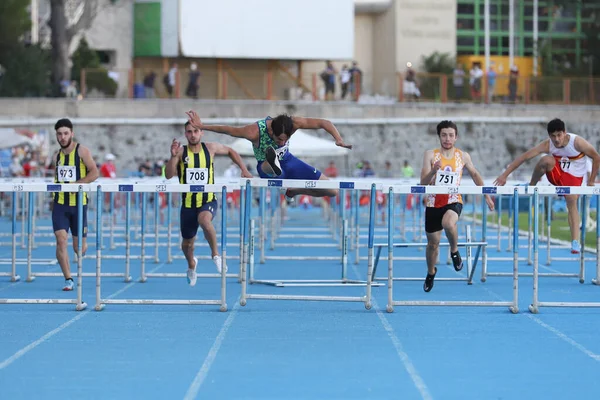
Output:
[463, 151, 495, 211]
[186, 110, 259, 142]
[494, 140, 550, 185]
[165, 139, 183, 179]
[574, 136, 600, 185]
[206, 142, 253, 178]
[76, 146, 99, 183]
[420, 150, 440, 185]
[292, 116, 352, 149]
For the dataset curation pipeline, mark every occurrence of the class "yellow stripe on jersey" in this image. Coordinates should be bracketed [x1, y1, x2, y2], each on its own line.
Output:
[178, 144, 215, 208]
[54, 144, 87, 206]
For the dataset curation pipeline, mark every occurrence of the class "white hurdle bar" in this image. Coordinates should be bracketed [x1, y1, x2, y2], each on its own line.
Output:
[0, 184, 87, 311]
[240, 179, 380, 307]
[94, 183, 232, 311]
[529, 188, 600, 313]
[248, 181, 381, 287]
[383, 185, 523, 313]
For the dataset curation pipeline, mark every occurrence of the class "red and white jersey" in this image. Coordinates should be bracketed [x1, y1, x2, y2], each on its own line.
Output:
[426, 148, 464, 208]
[549, 133, 588, 177]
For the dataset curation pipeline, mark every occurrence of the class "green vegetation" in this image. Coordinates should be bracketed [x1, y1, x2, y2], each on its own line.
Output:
[483, 211, 597, 249]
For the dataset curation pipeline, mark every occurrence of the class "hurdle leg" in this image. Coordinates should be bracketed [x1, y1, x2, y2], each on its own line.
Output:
[593, 195, 600, 285]
[510, 188, 519, 314]
[95, 186, 105, 311]
[139, 193, 147, 283]
[529, 188, 540, 314]
[167, 193, 173, 263]
[481, 195, 488, 282]
[578, 195, 587, 284]
[386, 187, 394, 313]
[26, 192, 35, 282]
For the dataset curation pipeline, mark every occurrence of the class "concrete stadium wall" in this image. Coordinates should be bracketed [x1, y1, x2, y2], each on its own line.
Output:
[1, 99, 599, 179]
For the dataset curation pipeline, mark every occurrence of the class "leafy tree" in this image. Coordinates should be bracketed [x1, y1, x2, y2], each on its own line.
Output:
[0, 0, 50, 97]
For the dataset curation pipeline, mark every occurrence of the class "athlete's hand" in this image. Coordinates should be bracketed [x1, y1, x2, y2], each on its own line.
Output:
[170, 138, 181, 158]
[587, 180, 596, 187]
[241, 170, 253, 178]
[185, 110, 202, 129]
[335, 140, 353, 149]
[432, 160, 442, 172]
[485, 195, 495, 211]
[493, 174, 507, 186]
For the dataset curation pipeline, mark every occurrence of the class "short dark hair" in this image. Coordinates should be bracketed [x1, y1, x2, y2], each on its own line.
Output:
[184, 120, 192, 129]
[436, 120, 458, 136]
[54, 118, 73, 131]
[547, 118, 565, 134]
[271, 114, 294, 137]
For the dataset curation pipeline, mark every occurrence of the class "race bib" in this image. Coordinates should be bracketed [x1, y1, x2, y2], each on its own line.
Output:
[558, 157, 572, 171]
[186, 168, 208, 184]
[57, 166, 76, 182]
[274, 143, 289, 160]
[436, 170, 459, 186]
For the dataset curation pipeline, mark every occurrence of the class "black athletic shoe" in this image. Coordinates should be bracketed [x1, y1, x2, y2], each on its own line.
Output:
[451, 251, 463, 272]
[423, 267, 437, 292]
[265, 146, 282, 176]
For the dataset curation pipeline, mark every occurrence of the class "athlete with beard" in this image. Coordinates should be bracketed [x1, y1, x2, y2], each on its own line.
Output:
[51, 118, 99, 291]
[165, 119, 252, 287]
[420, 120, 495, 292]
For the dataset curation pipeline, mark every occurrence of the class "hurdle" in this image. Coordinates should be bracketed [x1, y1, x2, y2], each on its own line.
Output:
[245, 179, 383, 288]
[482, 186, 597, 283]
[541, 195, 597, 265]
[239, 179, 378, 307]
[94, 183, 230, 311]
[256, 186, 342, 264]
[0, 192, 21, 282]
[529, 188, 600, 313]
[0, 184, 87, 311]
[384, 185, 522, 313]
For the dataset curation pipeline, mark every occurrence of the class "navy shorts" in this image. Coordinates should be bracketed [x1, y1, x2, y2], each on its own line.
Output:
[257, 153, 322, 180]
[180, 200, 218, 239]
[52, 203, 88, 237]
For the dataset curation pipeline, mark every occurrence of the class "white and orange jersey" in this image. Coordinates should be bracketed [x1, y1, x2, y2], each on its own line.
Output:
[426, 148, 464, 208]
[549, 133, 588, 177]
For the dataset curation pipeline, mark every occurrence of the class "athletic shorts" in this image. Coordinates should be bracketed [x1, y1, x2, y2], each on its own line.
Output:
[257, 153, 322, 180]
[425, 203, 463, 233]
[546, 163, 584, 187]
[52, 203, 88, 237]
[180, 200, 218, 239]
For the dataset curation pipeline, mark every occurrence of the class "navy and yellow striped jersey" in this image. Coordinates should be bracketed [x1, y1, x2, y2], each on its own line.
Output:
[177, 143, 215, 208]
[54, 144, 87, 206]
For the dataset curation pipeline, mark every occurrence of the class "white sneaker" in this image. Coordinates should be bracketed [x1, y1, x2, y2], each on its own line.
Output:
[62, 279, 74, 291]
[213, 255, 227, 274]
[187, 257, 198, 287]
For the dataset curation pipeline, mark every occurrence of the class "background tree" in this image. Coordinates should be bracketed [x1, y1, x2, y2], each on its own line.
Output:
[48, 0, 100, 95]
[0, 0, 50, 96]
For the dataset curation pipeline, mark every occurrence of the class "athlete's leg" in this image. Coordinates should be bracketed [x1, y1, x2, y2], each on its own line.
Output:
[198, 210, 218, 257]
[442, 208, 463, 271]
[565, 194, 581, 243]
[425, 231, 442, 276]
[55, 230, 71, 279]
[441, 210, 460, 253]
[530, 155, 555, 185]
[197, 201, 223, 272]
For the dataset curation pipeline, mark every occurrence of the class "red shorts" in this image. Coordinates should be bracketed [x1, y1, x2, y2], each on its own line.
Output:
[546, 164, 583, 186]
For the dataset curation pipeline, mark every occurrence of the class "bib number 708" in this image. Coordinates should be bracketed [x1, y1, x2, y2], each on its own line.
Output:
[186, 168, 208, 184]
